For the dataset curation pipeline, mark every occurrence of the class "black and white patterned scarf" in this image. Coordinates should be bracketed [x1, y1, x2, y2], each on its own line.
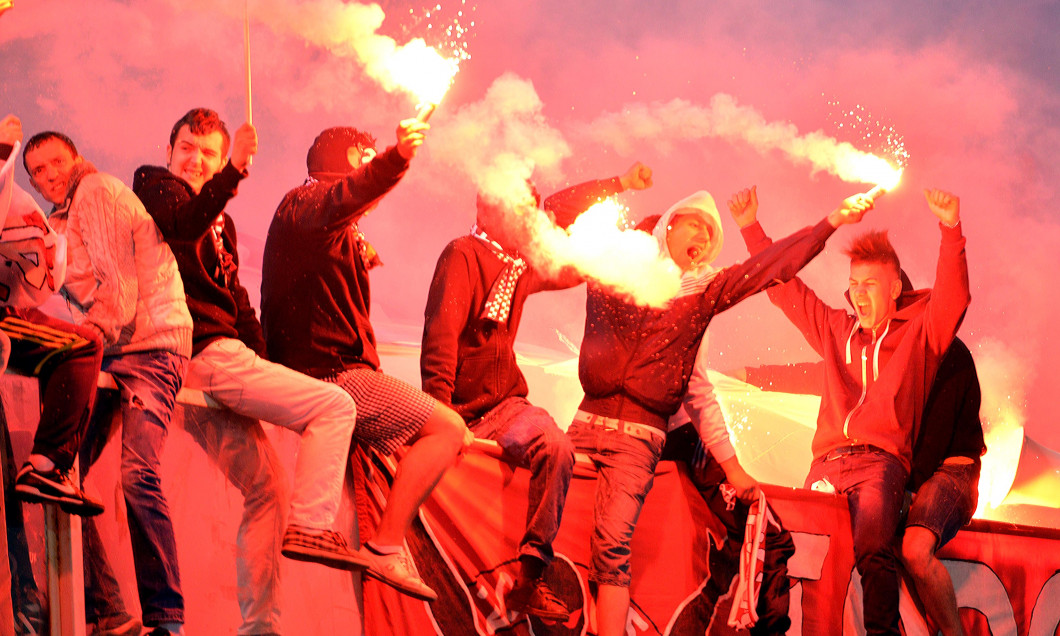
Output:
[471, 225, 527, 324]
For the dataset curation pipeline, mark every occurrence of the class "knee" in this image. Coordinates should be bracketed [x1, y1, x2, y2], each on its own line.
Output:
[325, 385, 357, 419]
[120, 463, 163, 497]
[900, 529, 936, 575]
[540, 433, 575, 471]
[437, 405, 470, 453]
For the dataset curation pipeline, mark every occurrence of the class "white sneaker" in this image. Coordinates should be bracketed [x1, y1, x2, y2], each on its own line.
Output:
[362, 542, 437, 602]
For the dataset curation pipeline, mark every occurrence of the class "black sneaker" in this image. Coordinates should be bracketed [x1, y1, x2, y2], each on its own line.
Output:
[506, 577, 570, 621]
[14, 463, 104, 517]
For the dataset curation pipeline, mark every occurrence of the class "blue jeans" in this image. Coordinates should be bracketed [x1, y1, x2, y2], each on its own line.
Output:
[80, 350, 188, 627]
[567, 419, 665, 588]
[805, 448, 907, 636]
[472, 397, 575, 565]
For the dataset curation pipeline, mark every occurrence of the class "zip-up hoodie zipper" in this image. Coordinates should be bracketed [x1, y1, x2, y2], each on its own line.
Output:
[841, 319, 891, 438]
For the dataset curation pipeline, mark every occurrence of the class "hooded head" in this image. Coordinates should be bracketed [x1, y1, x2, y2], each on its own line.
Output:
[306, 126, 377, 180]
[652, 190, 723, 272]
[474, 180, 542, 252]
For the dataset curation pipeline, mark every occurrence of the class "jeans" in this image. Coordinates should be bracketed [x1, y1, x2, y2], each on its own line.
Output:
[567, 419, 665, 588]
[906, 459, 979, 548]
[80, 350, 188, 627]
[805, 448, 907, 636]
[183, 337, 358, 635]
[472, 397, 575, 565]
[181, 404, 288, 635]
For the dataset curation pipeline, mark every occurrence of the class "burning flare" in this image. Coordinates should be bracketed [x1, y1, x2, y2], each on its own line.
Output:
[382, 38, 459, 111]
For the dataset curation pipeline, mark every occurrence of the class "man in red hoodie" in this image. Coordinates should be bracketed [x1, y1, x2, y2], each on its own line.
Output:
[733, 186, 969, 636]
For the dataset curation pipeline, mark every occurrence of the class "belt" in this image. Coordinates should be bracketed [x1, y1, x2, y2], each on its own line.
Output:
[573, 410, 666, 443]
[823, 443, 885, 461]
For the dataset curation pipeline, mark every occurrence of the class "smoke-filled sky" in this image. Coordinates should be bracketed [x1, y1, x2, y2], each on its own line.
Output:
[2, 0, 1058, 449]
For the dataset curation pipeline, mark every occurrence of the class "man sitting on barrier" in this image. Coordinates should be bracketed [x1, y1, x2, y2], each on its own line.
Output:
[420, 163, 652, 620]
[134, 107, 362, 635]
[23, 125, 192, 636]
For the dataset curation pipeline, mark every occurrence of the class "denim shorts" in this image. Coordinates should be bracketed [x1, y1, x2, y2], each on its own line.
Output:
[567, 419, 666, 588]
[906, 459, 980, 548]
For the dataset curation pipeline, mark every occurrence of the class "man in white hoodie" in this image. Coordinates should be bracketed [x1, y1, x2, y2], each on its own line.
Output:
[24, 130, 193, 636]
[571, 187, 870, 636]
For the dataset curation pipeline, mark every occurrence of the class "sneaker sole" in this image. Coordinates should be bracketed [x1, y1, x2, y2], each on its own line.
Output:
[14, 484, 104, 517]
[363, 567, 438, 602]
[281, 544, 371, 571]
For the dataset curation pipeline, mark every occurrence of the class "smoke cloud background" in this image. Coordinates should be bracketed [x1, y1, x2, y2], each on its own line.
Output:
[2, 0, 1058, 449]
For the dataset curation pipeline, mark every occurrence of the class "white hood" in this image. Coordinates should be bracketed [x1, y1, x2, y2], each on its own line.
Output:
[651, 190, 724, 268]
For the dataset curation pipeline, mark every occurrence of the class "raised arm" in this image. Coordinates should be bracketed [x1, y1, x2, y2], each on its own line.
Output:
[542, 161, 651, 228]
[921, 188, 970, 354]
[135, 123, 257, 241]
[295, 120, 424, 234]
[728, 188, 868, 353]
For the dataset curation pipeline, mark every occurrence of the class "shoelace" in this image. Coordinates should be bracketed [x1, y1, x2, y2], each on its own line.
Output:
[322, 530, 349, 549]
[393, 549, 418, 575]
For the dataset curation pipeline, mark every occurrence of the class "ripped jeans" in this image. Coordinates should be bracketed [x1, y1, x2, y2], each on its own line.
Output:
[79, 350, 188, 627]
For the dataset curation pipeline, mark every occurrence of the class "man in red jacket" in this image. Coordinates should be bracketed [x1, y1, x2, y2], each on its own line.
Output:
[734, 186, 969, 636]
[420, 164, 652, 620]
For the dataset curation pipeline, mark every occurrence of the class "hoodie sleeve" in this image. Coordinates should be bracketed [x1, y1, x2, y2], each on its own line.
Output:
[735, 219, 846, 356]
[297, 146, 409, 234]
[680, 331, 736, 462]
[420, 241, 473, 407]
[703, 218, 836, 318]
[135, 163, 244, 241]
[524, 177, 625, 292]
[924, 222, 970, 356]
[542, 177, 624, 229]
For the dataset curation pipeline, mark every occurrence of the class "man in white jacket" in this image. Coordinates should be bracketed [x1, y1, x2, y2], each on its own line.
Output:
[24, 130, 193, 636]
[2, 115, 105, 518]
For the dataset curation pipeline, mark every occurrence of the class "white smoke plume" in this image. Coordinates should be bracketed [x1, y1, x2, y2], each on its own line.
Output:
[530, 200, 682, 307]
[431, 73, 682, 307]
[171, 0, 456, 103]
[586, 93, 901, 187]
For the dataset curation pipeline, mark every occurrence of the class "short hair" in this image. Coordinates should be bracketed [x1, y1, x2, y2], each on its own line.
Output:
[306, 127, 377, 176]
[22, 131, 79, 173]
[169, 108, 230, 157]
[844, 230, 900, 275]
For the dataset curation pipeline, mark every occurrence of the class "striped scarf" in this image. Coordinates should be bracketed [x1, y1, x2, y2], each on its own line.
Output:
[471, 226, 527, 324]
